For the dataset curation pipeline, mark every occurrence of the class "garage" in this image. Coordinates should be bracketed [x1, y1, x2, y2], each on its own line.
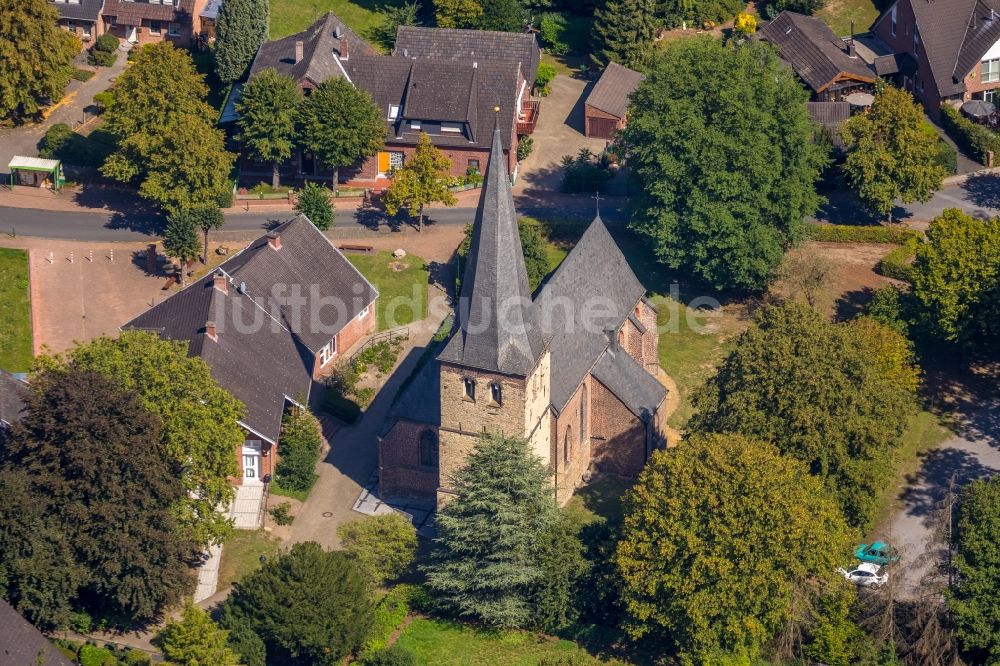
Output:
[584, 62, 645, 139]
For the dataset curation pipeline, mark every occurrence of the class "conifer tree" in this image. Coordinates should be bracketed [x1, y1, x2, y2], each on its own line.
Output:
[214, 0, 269, 83]
[423, 432, 561, 629]
[591, 0, 657, 69]
[157, 605, 241, 666]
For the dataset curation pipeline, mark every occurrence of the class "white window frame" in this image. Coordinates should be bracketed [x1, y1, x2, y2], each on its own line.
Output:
[388, 105, 400, 120]
[357, 305, 370, 321]
[410, 120, 421, 131]
[319, 339, 337, 367]
[441, 122, 462, 133]
[388, 151, 404, 171]
[913, 30, 920, 56]
[890, 5, 897, 37]
[984, 58, 1000, 83]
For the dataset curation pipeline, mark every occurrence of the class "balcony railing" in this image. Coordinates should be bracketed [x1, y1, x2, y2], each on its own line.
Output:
[516, 100, 540, 135]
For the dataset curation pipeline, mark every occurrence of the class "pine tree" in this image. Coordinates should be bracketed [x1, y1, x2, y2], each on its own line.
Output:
[591, 0, 657, 69]
[214, 0, 269, 83]
[157, 605, 241, 666]
[382, 132, 457, 230]
[163, 214, 201, 285]
[237, 68, 301, 189]
[423, 432, 560, 629]
[0, 0, 79, 120]
[294, 182, 334, 231]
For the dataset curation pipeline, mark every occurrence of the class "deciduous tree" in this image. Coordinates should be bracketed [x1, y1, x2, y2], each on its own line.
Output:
[188, 206, 225, 264]
[691, 302, 919, 527]
[157, 605, 241, 666]
[296, 78, 385, 191]
[214, 0, 269, 83]
[434, 0, 484, 28]
[620, 38, 828, 291]
[221, 542, 374, 665]
[337, 514, 418, 586]
[614, 433, 853, 660]
[294, 182, 334, 230]
[237, 68, 300, 189]
[163, 213, 202, 285]
[0, 0, 79, 120]
[590, 0, 657, 69]
[480, 0, 527, 31]
[841, 85, 946, 223]
[423, 432, 559, 629]
[382, 132, 457, 230]
[373, 1, 421, 49]
[911, 208, 1000, 350]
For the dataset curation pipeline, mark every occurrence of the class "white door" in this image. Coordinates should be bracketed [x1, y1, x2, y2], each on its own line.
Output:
[126, 26, 138, 43]
[242, 440, 262, 484]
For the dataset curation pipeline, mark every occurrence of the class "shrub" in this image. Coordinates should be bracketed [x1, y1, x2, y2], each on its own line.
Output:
[323, 390, 361, 424]
[361, 645, 416, 666]
[337, 513, 418, 586]
[274, 407, 322, 493]
[940, 104, 1000, 166]
[353, 340, 403, 375]
[362, 586, 412, 654]
[539, 14, 569, 55]
[536, 61, 557, 96]
[935, 137, 958, 175]
[223, 620, 266, 666]
[801, 223, 920, 244]
[72, 68, 95, 82]
[560, 148, 613, 193]
[78, 644, 116, 666]
[92, 91, 114, 111]
[90, 48, 118, 68]
[517, 136, 534, 162]
[38, 123, 113, 166]
[95, 33, 119, 52]
[878, 236, 919, 282]
[269, 502, 294, 525]
[866, 285, 911, 336]
[294, 182, 334, 230]
[39, 123, 74, 157]
[122, 651, 152, 666]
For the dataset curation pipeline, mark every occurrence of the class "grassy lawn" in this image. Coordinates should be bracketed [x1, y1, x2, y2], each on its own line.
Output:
[218, 529, 281, 590]
[348, 251, 428, 331]
[269, 0, 403, 43]
[269, 479, 310, 501]
[816, 0, 880, 37]
[395, 618, 623, 665]
[563, 474, 632, 531]
[0, 248, 33, 373]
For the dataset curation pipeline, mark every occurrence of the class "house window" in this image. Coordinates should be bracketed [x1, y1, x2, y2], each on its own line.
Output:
[467, 159, 480, 173]
[388, 104, 400, 120]
[984, 59, 1000, 83]
[913, 30, 920, 56]
[489, 382, 502, 406]
[419, 429, 438, 466]
[149, 20, 161, 34]
[82, 23, 91, 37]
[108, 15, 117, 26]
[410, 120, 421, 131]
[357, 305, 370, 321]
[442, 122, 462, 133]
[319, 339, 337, 367]
[66, 20, 76, 30]
[985, 89, 998, 104]
[462, 377, 476, 401]
[168, 22, 180, 36]
[389, 151, 404, 171]
[890, 5, 897, 36]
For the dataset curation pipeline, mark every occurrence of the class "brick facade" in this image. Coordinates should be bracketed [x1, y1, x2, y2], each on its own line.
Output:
[379, 420, 440, 498]
[589, 377, 648, 476]
[584, 104, 624, 140]
[229, 430, 279, 487]
[310, 300, 376, 378]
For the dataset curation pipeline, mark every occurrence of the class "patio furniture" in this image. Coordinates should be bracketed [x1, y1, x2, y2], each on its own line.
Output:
[961, 99, 995, 121]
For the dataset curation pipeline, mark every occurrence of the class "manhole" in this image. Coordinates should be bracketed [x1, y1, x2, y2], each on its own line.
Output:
[322, 512, 333, 518]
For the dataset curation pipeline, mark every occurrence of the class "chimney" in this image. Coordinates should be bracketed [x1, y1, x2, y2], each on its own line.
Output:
[848, 21, 857, 57]
[267, 230, 281, 250]
[205, 320, 218, 342]
[605, 327, 617, 355]
[294, 40, 304, 64]
[213, 271, 228, 294]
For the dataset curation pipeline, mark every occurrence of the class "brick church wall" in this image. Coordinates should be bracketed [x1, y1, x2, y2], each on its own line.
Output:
[638, 299, 659, 375]
[589, 377, 647, 475]
[379, 420, 439, 499]
[551, 377, 592, 505]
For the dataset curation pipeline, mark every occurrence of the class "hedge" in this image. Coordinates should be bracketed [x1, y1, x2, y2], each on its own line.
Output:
[940, 104, 1000, 165]
[362, 586, 412, 655]
[877, 236, 919, 282]
[802, 224, 920, 244]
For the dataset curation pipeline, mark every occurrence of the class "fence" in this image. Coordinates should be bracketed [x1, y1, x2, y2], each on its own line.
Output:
[349, 326, 410, 366]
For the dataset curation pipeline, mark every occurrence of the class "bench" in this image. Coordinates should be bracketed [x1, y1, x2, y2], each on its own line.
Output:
[338, 244, 374, 254]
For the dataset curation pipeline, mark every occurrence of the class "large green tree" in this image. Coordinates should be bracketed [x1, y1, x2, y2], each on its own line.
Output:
[480, 0, 527, 31]
[101, 43, 235, 213]
[237, 68, 300, 189]
[45, 331, 246, 547]
[434, 0, 484, 28]
[691, 303, 919, 528]
[220, 542, 374, 665]
[296, 78, 385, 191]
[337, 514, 418, 586]
[841, 85, 945, 223]
[423, 432, 561, 629]
[949, 477, 1000, 664]
[294, 182, 334, 231]
[163, 213, 202, 286]
[214, 0, 269, 83]
[615, 433, 853, 660]
[157, 605, 241, 666]
[0, 0, 79, 120]
[382, 132, 457, 230]
[911, 208, 1000, 351]
[0, 368, 197, 624]
[590, 0, 657, 69]
[621, 38, 828, 291]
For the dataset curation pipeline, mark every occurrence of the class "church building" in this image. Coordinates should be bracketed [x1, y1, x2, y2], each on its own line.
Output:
[379, 125, 668, 507]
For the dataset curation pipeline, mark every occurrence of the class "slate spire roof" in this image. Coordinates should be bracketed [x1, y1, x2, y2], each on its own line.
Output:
[438, 124, 544, 376]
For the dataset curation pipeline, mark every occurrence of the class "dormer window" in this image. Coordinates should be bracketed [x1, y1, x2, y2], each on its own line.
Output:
[442, 122, 462, 133]
[388, 105, 399, 120]
[411, 120, 421, 131]
[463, 377, 476, 401]
[489, 382, 502, 406]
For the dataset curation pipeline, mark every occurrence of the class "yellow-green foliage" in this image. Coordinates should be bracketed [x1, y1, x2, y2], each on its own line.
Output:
[734, 12, 757, 35]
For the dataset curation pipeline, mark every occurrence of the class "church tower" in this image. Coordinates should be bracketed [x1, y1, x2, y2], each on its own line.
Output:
[435, 123, 551, 507]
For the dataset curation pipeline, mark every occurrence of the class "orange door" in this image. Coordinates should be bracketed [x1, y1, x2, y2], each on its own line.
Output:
[377, 152, 390, 173]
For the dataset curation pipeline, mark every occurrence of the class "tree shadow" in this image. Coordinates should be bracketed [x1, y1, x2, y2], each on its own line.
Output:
[425, 260, 453, 293]
[813, 190, 911, 225]
[898, 446, 999, 523]
[103, 209, 164, 236]
[834, 286, 877, 321]
[960, 173, 1000, 214]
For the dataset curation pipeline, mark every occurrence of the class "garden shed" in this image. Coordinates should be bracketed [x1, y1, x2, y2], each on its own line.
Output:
[8, 156, 65, 191]
[584, 62, 645, 139]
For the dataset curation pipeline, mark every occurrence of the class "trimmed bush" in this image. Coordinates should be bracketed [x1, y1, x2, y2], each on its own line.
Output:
[337, 514, 418, 586]
[802, 223, 920, 244]
[274, 407, 321, 493]
[935, 138, 958, 175]
[878, 236, 919, 282]
[361, 645, 416, 666]
[536, 61, 557, 96]
[39, 123, 113, 166]
[362, 586, 412, 654]
[78, 644, 116, 666]
[940, 104, 1000, 165]
[72, 68, 95, 82]
[95, 33, 119, 52]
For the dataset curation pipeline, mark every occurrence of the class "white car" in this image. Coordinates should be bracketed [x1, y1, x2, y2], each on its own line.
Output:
[837, 562, 888, 588]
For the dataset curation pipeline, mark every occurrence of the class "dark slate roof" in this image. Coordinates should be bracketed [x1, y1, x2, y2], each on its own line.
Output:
[873, 52, 918, 76]
[438, 127, 544, 376]
[954, 0, 1000, 86]
[0, 370, 27, 427]
[388, 357, 441, 428]
[0, 599, 75, 666]
[591, 348, 667, 420]
[125, 215, 376, 443]
[249, 12, 377, 84]
[807, 101, 851, 130]
[534, 214, 648, 413]
[394, 25, 540, 85]
[50, 0, 104, 22]
[757, 11, 876, 92]
[586, 62, 645, 119]
[102, 0, 194, 26]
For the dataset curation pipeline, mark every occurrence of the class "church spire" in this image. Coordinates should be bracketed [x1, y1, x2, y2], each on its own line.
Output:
[438, 124, 543, 376]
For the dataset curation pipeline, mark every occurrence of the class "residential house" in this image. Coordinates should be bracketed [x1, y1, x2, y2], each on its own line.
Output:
[124, 215, 378, 491]
[244, 13, 540, 185]
[50, 0, 106, 44]
[871, 0, 1000, 115]
[0, 599, 75, 666]
[379, 127, 669, 508]
[102, 0, 209, 46]
[584, 61, 645, 139]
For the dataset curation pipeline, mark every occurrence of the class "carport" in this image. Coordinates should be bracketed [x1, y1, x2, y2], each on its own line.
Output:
[8, 156, 65, 192]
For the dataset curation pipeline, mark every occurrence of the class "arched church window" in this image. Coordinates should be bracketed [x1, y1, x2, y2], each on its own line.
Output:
[490, 382, 502, 406]
[463, 377, 476, 401]
[419, 429, 438, 467]
[564, 426, 572, 464]
[580, 384, 587, 443]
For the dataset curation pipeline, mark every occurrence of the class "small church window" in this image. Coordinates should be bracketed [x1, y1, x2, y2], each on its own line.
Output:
[490, 382, 502, 406]
[463, 377, 476, 402]
[580, 385, 587, 443]
[564, 426, 572, 463]
[419, 429, 438, 467]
